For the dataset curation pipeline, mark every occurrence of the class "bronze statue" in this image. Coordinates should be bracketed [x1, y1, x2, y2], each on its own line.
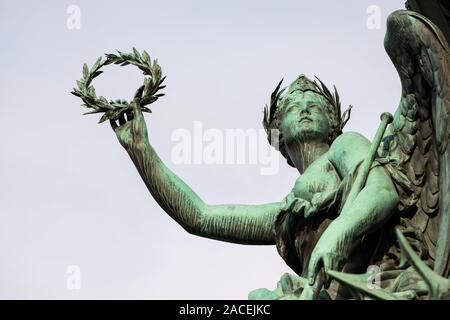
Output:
[72, 6, 450, 299]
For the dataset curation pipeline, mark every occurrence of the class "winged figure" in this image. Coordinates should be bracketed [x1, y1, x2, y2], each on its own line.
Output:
[81, 4, 450, 300]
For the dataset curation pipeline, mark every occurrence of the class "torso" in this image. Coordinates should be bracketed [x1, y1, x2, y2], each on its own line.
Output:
[276, 132, 371, 276]
[292, 132, 372, 202]
[291, 153, 341, 201]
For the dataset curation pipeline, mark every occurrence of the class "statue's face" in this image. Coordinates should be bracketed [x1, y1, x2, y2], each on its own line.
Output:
[279, 90, 331, 145]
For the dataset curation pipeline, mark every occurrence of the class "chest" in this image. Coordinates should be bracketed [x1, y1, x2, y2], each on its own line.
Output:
[292, 158, 341, 201]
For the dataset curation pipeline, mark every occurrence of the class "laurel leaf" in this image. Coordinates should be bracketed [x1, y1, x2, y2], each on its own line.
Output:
[98, 113, 110, 123]
[142, 78, 151, 97]
[83, 63, 89, 79]
[142, 50, 150, 62]
[71, 91, 81, 97]
[91, 57, 102, 73]
[132, 47, 141, 59]
[83, 110, 104, 115]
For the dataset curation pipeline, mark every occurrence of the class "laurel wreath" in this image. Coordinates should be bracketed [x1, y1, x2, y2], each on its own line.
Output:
[71, 48, 165, 123]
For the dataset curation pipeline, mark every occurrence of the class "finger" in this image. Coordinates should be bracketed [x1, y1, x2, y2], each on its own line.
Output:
[311, 193, 323, 207]
[132, 100, 143, 122]
[282, 197, 297, 212]
[304, 208, 312, 219]
[304, 204, 316, 219]
[293, 200, 306, 215]
[280, 197, 289, 211]
[322, 255, 332, 288]
[308, 256, 322, 285]
[132, 100, 144, 137]
[110, 119, 118, 131]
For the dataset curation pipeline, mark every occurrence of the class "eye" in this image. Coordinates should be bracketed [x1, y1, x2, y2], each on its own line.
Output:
[287, 105, 298, 113]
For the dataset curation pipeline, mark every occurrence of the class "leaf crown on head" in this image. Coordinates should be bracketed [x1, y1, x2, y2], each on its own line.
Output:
[263, 74, 352, 167]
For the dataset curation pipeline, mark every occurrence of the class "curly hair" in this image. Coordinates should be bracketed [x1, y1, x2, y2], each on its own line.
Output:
[263, 75, 352, 167]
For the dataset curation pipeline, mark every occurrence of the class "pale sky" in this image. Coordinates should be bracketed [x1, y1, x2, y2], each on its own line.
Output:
[0, 0, 405, 299]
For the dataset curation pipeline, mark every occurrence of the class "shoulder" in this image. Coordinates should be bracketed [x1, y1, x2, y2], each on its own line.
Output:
[328, 132, 370, 178]
[331, 132, 370, 149]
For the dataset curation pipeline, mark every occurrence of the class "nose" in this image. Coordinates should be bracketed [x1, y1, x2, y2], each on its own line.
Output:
[299, 107, 310, 116]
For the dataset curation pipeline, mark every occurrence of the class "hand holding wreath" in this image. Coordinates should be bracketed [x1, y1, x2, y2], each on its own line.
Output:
[71, 48, 165, 151]
[71, 48, 165, 123]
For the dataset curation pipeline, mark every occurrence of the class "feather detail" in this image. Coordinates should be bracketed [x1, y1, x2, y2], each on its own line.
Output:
[383, 10, 450, 276]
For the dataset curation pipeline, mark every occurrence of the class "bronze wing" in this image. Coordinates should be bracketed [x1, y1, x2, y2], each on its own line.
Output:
[381, 9, 450, 277]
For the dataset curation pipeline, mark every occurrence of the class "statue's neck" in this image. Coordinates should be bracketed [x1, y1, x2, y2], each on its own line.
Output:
[287, 140, 329, 174]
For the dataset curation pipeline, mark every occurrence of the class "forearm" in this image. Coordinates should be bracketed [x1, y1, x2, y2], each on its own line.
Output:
[128, 141, 205, 233]
[324, 185, 399, 246]
[127, 141, 278, 244]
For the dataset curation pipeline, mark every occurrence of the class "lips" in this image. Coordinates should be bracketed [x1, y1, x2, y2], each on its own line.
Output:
[299, 117, 313, 123]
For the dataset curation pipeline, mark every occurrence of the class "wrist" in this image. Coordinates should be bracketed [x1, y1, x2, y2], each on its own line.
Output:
[128, 139, 151, 157]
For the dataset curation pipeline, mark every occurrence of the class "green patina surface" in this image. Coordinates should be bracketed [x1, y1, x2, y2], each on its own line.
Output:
[73, 8, 450, 299]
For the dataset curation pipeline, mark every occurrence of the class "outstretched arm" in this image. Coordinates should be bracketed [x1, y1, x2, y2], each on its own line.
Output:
[111, 100, 280, 245]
